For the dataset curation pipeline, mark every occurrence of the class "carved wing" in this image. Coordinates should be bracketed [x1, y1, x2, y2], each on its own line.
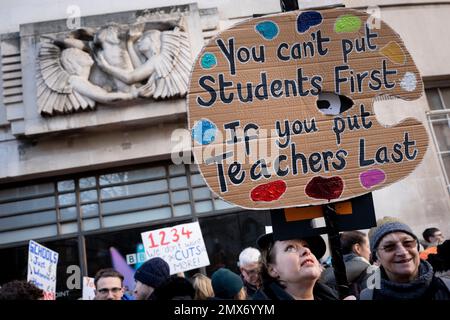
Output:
[140, 28, 192, 99]
[37, 41, 95, 115]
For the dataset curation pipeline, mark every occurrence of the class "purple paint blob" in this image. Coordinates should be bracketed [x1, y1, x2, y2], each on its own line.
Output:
[360, 169, 386, 189]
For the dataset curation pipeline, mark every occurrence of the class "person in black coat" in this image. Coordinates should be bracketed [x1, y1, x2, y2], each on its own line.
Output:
[321, 231, 372, 297]
[151, 276, 195, 300]
[252, 233, 339, 301]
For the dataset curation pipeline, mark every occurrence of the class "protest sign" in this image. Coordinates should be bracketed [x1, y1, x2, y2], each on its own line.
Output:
[27, 240, 59, 300]
[82, 277, 96, 300]
[141, 222, 210, 274]
[188, 7, 428, 209]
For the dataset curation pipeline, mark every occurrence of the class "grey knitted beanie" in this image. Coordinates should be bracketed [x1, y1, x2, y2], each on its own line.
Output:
[370, 221, 418, 254]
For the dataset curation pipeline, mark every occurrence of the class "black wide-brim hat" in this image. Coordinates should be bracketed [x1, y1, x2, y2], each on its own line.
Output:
[257, 233, 327, 260]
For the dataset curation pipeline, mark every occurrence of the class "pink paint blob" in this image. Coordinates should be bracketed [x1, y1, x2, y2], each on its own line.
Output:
[360, 169, 386, 189]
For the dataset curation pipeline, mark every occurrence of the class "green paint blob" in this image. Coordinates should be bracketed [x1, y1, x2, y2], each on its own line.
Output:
[334, 15, 362, 33]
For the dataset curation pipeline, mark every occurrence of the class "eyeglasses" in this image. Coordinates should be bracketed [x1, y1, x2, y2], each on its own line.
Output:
[97, 287, 122, 295]
[241, 267, 260, 276]
[377, 238, 417, 253]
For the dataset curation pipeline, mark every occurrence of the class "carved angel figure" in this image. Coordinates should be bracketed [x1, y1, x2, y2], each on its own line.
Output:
[93, 24, 135, 93]
[37, 41, 138, 115]
[95, 25, 192, 99]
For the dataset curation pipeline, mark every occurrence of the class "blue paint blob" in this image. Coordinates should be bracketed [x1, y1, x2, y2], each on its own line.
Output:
[192, 119, 217, 145]
[200, 52, 217, 69]
[297, 11, 323, 33]
[255, 21, 279, 40]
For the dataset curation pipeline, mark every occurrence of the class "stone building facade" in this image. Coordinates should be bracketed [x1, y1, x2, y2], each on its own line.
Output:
[0, 0, 449, 298]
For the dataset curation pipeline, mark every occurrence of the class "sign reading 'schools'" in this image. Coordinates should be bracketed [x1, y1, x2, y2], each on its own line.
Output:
[188, 8, 429, 209]
[27, 240, 59, 300]
[141, 222, 209, 274]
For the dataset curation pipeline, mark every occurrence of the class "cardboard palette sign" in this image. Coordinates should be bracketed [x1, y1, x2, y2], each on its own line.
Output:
[141, 222, 210, 274]
[188, 8, 429, 209]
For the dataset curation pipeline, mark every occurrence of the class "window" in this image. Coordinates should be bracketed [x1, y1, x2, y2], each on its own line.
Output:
[0, 183, 57, 244]
[0, 162, 239, 247]
[0, 238, 80, 300]
[198, 210, 270, 275]
[426, 87, 450, 193]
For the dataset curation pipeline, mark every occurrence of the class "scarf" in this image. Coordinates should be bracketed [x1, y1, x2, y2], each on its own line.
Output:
[377, 260, 434, 300]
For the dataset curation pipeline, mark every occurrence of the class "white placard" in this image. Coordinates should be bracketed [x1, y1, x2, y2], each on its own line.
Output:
[27, 240, 59, 300]
[82, 277, 96, 300]
[141, 222, 210, 275]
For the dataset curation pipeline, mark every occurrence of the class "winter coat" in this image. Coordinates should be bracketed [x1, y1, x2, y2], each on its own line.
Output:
[240, 275, 259, 298]
[150, 276, 195, 300]
[252, 280, 338, 301]
[321, 253, 371, 297]
[360, 260, 450, 300]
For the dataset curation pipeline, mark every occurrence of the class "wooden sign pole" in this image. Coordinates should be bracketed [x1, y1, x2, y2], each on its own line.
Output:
[322, 204, 350, 298]
[280, 0, 350, 299]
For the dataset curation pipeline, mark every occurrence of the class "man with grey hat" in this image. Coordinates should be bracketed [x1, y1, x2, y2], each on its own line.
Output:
[360, 220, 450, 300]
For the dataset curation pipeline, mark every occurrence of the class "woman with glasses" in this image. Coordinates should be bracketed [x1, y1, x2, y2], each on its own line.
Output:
[360, 221, 450, 300]
[252, 233, 340, 300]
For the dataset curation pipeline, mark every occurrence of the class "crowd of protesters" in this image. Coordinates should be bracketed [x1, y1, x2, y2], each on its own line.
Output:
[1, 219, 449, 300]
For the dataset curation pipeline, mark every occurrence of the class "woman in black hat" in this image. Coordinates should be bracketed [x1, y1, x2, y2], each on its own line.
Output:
[252, 233, 339, 300]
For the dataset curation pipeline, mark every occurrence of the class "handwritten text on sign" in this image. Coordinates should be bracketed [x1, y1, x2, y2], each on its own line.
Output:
[27, 240, 59, 300]
[188, 8, 428, 209]
[141, 222, 210, 274]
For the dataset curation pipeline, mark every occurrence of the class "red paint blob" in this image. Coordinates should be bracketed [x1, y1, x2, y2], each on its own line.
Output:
[250, 180, 287, 202]
[305, 176, 344, 200]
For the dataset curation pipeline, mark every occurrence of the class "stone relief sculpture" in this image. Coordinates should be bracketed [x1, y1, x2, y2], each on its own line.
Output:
[37, 42, 138, 115]
[36, 19, 192, 116]
[94, 23, 192, 99]
[93, 24, 136, 93]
